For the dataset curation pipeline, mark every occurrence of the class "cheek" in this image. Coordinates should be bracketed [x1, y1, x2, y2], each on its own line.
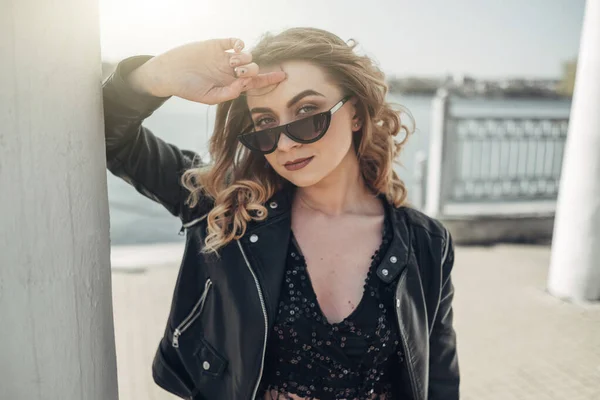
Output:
[317, 117, 354, 159]
[264, 153, 277, 168]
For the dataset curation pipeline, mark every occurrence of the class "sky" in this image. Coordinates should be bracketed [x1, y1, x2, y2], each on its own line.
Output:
[99, 0, 586, 79]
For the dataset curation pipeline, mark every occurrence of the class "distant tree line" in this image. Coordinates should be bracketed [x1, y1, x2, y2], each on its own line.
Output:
[556, 60, 577, 97]
[385, 59, 577, 99]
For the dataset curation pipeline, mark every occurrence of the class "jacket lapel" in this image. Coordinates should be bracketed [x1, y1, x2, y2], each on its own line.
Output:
[242, 189, 293, 326]
[241, 193, 430, 400]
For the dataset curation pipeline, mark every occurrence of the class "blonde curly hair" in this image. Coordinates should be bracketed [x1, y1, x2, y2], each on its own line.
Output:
[182, 27, 414, 253]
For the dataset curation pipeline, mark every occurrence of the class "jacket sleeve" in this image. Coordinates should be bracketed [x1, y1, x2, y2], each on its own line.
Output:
[428, 230, 460, 399]
[152, 338, 197, 399]
[103, 55, 202, 219]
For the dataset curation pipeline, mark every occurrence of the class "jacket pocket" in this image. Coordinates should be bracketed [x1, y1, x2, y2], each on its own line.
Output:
[172, 278, 213, 348]
[193, 336, 228, 379]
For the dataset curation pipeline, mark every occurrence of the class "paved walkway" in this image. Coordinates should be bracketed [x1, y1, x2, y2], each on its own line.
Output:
[111, 244, 600, 400]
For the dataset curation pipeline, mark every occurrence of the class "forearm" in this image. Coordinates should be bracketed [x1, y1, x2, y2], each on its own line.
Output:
[102, 56, 170, 156]
[102, 56, 195, 218]
[125, 55, 168, 96]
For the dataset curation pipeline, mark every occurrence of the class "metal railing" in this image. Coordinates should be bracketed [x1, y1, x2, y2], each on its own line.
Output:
[420, 90, 569, 217]
[449, 117, 568, 202]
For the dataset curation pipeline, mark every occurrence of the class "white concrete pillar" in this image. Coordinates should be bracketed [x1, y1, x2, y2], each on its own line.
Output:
[413, 150, 428, 210]
[548, 0, 600, 302]
[425, 89, 450, 217]
[0, 0, 119, 398]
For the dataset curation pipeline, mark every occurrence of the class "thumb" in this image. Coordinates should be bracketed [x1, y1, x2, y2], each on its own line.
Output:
[207, 77, 253, 103]
[245, 71, 287, 90]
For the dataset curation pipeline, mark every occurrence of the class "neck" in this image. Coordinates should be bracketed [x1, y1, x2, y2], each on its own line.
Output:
[294, 149, 380, 216]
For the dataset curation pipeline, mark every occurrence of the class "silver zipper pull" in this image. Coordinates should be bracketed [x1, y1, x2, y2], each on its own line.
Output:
[172, 329, 182, 348]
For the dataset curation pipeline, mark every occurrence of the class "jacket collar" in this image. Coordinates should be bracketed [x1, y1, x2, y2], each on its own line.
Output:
[377, 203, 412, 283]
[240, 185, 413, 327]
[245, 186, 412, 282]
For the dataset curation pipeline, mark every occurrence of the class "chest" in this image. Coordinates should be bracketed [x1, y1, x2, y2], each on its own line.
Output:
[291, 213, 386, 324]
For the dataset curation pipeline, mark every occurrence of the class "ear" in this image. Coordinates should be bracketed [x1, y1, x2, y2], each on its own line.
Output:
[350, 97, 362, 131]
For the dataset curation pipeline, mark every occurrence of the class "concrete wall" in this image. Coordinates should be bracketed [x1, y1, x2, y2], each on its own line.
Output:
[441, 201, 556, 245]
[0, 0, 118, 398]
[442, 215, 555, 245]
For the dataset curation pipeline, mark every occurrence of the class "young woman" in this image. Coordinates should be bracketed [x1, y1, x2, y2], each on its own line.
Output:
[103, 28, 459, 400]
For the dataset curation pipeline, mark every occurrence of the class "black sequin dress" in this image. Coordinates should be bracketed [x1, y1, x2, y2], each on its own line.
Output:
[258, 215, 405, 399]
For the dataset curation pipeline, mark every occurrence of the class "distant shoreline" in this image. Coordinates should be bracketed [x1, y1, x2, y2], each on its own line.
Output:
[389, 88, 570, 100]
[101, 61, 571, 101]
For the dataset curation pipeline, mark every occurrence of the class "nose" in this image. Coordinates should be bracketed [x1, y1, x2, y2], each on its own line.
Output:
[276, 132, 300, 152]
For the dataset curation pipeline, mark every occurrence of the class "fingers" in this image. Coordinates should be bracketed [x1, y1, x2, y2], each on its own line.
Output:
[208, 79, 252, 103]
[229, 52, 253, 68]
[217, 38, 245, 52]
[234, 62, 259, 78]
[206, 71, 287, 104]
[229, 71, 286, 98]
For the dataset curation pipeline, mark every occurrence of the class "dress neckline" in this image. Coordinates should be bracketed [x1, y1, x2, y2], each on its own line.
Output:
[289, 216, 390, 327]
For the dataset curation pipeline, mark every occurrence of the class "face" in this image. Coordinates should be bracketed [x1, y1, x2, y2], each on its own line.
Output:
[245, 61, 361, 187]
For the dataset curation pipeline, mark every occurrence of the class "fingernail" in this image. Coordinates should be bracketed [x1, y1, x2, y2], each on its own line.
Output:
[235, 67, 246, 76]
[230, 57, 240, 67]
[234, 40, 243, 51]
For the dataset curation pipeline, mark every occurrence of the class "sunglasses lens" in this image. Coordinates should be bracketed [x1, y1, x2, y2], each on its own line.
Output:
[242, 128, 279, 153]
[240, 112, 331, 153]
[288, 113, 329, 141]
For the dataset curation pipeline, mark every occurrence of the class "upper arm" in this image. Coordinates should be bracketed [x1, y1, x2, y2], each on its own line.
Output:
[103, 56, 203, 219]
[106, 125, 199, 218]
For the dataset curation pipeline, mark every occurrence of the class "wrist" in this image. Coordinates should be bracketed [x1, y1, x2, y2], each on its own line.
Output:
[126, 58, 167, 97]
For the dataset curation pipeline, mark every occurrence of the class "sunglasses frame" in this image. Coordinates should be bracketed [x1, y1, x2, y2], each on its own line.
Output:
[238, 96, 351, 154]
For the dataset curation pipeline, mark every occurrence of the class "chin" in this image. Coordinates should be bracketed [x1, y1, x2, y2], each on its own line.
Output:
[279, 170, 325, 188]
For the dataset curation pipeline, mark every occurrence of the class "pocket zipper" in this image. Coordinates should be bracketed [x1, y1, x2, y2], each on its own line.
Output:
[172, 278, 213, 348]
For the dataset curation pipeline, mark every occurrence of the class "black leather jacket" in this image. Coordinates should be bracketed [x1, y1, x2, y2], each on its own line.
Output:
[103, 56, 460, 400]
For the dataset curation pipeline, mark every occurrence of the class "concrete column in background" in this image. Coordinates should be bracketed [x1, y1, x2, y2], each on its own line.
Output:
[548, 0, 600, 302]
[0, 0, 119, 398]
[425, 89, 450, 217]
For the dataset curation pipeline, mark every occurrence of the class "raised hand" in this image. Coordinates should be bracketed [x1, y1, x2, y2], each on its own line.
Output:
[127, 38, 286, 104]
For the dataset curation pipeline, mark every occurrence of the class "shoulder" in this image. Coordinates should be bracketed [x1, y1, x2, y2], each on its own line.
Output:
[400, 206, 448, 242]
[392, 206, 454, 273]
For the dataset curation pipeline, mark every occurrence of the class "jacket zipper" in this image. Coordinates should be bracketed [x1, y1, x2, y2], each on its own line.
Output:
[172, 278, 213, 348]
[394, 272, 421, 400]
[236, 240, 268, 400]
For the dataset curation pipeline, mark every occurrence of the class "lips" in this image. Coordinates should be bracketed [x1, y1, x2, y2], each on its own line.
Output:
[284, 156, 314, 171]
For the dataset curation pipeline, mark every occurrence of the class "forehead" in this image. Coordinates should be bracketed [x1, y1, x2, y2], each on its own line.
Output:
[245, 60, 340, 108]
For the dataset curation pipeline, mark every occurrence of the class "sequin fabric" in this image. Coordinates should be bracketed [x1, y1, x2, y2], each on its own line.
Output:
[258, 215, 405, 400]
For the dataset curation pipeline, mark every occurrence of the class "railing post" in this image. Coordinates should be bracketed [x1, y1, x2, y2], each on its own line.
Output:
[413, 151, 428, 210]
[0, 0, 119, 398]
[425, 88, 450, 217]
[548, 0, 600, 302]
